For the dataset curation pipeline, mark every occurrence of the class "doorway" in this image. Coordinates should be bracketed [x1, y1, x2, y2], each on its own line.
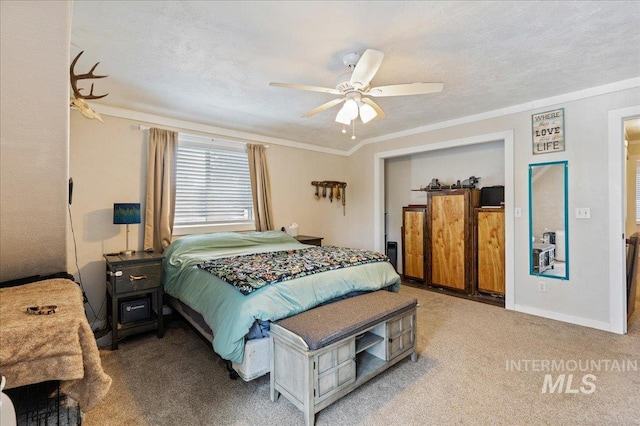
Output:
[608, 106, 640, 334]
[624, 118, 640, 322]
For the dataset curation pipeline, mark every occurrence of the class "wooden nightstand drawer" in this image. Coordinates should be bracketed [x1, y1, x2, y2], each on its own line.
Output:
[110, 262, 162, 293]
[294, 235, 323, 246]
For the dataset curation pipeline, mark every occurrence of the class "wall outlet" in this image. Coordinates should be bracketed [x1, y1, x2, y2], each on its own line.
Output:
[538, 281, 547, 292]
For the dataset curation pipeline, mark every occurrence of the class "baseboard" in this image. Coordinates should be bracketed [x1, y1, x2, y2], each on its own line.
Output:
[402, 280, 505, 307]
[513, 304, 612, 332]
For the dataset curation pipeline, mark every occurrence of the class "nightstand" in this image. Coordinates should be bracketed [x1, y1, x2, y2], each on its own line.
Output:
[104, 252, 164, 349]
[294, 235, 323, 246]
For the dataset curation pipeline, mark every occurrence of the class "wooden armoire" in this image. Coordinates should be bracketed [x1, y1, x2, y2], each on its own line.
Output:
[401, 205, 427, 282]
[475, 208, 505, 295]
[426, 189, 480, 292]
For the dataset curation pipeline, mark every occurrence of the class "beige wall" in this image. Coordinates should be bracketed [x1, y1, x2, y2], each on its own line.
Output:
[347, 88, 640, 328]
[267, 144, 349, 244]
[0, 1, 70, 282]
[69, 113, 348, 322]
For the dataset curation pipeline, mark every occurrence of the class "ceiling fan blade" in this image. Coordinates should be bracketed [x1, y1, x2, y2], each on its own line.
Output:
[269, 82, 342, 95]
[367, 82, 444, 97]
[350, 49, 384, 90]
[302, 98, 345, 118]
[361, 98, 385, 120]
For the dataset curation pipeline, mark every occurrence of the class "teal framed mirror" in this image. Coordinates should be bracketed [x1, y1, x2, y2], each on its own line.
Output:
[529, 160, 569, 280]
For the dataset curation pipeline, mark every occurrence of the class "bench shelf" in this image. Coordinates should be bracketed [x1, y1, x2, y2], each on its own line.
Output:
[269, 292, 417, 426]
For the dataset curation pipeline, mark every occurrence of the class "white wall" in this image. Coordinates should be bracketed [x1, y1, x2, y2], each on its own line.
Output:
[69, 112, 348, 322]
[348, 86, 640, 332]
[0, 1, 70, 282]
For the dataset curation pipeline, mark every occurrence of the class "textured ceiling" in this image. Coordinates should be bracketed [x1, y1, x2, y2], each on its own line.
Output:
[71, 1, 640, 152]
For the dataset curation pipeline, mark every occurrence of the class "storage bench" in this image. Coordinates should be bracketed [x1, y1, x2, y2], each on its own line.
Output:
[269, 290, 417, 426]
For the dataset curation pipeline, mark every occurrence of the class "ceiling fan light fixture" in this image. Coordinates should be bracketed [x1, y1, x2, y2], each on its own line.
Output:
[335, 98, 358, 125]
[271, 48, 443, 137]
[343, 99, 359, 120]
[335, 107, 352, 125]
[359, 102, 377, 124]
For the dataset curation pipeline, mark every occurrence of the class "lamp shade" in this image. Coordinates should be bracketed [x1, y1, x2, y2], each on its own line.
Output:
[113, 203, 141, 225]
[359, 102, 377, 124]
[343, 99, 359, 120]
[335, 107, 352, 125]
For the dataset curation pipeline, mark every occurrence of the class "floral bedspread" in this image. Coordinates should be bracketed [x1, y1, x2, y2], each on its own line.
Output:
[197, 246, 389, 295]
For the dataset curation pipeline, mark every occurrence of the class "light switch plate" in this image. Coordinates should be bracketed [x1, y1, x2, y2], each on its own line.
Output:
[515, 207, 522, 218]
[576, 207, 591, 219]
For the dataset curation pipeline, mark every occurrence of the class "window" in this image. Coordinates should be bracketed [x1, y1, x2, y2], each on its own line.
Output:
[174, 134, 254, 234]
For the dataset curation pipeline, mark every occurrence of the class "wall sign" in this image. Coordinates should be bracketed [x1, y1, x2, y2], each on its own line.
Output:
[532, 108, 565, 155]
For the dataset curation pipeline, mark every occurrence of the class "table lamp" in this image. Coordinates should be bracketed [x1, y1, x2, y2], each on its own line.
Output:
[113, 203, 141, 255]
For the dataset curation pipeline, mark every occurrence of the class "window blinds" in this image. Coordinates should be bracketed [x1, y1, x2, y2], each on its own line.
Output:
[174, 136, 254, 226]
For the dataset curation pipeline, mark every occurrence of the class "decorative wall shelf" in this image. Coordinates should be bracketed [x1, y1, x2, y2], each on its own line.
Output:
[411, 176, 480, 192]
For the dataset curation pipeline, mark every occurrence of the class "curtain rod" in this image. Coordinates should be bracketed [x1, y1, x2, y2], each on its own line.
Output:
[138, 124, 268, 148]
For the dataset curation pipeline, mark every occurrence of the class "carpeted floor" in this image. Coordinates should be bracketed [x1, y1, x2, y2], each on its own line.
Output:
[84, 286, 640, 425]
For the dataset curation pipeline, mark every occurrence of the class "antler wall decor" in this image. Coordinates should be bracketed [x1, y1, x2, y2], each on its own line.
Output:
[69, 51, 109, 122]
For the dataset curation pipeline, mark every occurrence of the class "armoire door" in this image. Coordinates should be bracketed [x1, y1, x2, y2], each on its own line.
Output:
[427, 189, 479, 292]
[476, 208, 505, 295]
[402, 206, 426, 282]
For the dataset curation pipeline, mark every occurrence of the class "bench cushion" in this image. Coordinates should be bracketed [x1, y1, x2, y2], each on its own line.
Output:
[274, 290, 417, 350]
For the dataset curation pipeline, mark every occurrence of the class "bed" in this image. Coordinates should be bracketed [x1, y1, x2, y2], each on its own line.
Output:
[162, 230, 401, 380]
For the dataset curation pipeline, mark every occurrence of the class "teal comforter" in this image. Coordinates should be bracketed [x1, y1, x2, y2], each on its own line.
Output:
[163, 231, 401, 363]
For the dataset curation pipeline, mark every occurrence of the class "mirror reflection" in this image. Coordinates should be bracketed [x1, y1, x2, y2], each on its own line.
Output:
[529, 161, 569, 279]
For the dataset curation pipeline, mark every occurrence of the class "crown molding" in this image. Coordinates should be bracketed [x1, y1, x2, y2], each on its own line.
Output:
[96, 105, 350, 157]
[347, 77, 640, 156]
[94, 76, 639, 158]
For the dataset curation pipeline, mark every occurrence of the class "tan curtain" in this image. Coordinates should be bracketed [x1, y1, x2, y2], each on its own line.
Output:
[144, 128, 178, 253]
[247, 144, 274, 231]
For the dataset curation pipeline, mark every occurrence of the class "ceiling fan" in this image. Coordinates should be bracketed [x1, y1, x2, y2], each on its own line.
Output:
[270, 49, 443, 131]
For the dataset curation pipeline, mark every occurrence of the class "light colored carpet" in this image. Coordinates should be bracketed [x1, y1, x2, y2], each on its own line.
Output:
[84, 286, 640, 425]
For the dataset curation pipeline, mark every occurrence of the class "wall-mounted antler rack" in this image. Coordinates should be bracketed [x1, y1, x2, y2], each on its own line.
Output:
[69, 50, 109, 122]
[311, 181, 347, 215]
